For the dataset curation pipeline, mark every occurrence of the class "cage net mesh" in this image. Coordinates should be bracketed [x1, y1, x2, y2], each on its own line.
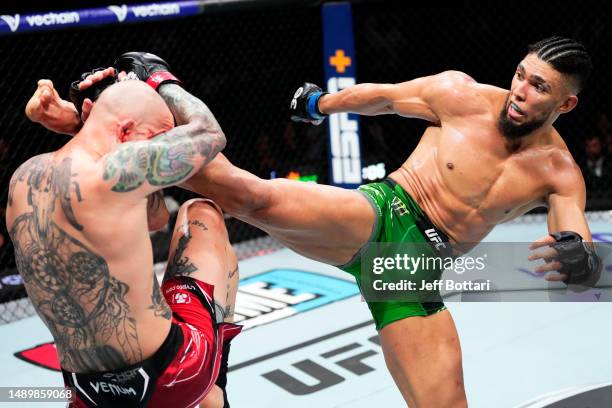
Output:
[1, 0, 611, 323]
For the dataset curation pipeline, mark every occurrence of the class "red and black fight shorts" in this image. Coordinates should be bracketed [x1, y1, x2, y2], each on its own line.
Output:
[63, 276, 242, 408]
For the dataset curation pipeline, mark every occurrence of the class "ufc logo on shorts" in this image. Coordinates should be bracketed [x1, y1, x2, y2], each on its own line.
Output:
[425, 228, 442, 243]
[173, 293, 191, 305]
[425, 229, 449, 252]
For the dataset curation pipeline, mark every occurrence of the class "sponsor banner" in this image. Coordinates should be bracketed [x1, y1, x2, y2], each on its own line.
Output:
[321, 2, 362, 188]
[0, 2, 201, 35]
[234, 269, 359, 329]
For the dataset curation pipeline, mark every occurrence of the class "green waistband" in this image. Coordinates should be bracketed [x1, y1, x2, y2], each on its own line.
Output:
[381, 178, 450, 244]
[383, 178, 425, 218]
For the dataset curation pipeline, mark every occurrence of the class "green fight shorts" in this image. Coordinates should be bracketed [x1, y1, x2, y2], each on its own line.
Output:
[339, 178, 449, 330]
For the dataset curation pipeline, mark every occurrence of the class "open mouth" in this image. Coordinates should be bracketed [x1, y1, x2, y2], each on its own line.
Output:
[508, 102, 525, 118]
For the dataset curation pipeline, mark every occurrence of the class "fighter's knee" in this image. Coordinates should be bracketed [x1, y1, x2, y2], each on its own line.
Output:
[181, 199, 227, 232]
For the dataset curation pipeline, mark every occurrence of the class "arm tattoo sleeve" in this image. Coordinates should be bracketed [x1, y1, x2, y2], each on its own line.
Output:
[103, 84, 226, 193]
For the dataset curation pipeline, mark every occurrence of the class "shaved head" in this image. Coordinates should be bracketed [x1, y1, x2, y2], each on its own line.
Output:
[89, 81, 174, 140]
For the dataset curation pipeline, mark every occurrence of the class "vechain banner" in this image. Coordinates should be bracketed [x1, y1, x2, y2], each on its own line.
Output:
[0, 2, 201, 35]
[321, 2, 362, 188]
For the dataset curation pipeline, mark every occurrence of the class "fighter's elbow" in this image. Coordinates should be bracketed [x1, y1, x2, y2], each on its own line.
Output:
[191, 120, 226, 158]
[216, 129, 227, 152]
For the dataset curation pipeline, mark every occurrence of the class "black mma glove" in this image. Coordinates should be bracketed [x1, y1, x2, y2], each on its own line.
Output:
[68, 67, 118, 116]
[289, 82, 328, 125]
[550, 231, 601, 285]
[114, 52, 181, 91]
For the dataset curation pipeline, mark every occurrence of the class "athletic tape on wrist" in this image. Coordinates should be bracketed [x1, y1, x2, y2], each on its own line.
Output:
[146, 71, 181, 91]
[307, 92, 326, 120]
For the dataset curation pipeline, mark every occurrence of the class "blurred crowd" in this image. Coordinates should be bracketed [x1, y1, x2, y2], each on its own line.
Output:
[580, 113, 612, 207]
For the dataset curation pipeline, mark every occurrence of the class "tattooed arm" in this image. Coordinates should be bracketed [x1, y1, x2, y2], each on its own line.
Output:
[102, 84, 226, 196]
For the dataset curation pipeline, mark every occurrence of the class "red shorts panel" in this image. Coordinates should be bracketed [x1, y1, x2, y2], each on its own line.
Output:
[64, 276, 241, 408]
[149, 276, 242, 407]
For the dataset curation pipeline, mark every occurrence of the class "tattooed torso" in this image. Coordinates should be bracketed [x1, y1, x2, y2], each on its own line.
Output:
[6, 153, 171, 373]
[7, 83, 226, 373]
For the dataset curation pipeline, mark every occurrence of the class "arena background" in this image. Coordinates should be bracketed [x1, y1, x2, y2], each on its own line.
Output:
[0, 1, 611, 406]
[1, 0, 611, 320]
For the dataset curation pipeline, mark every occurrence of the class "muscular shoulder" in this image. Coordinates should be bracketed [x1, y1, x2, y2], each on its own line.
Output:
[430, 71, 477, 94]
[440, 70, 476, 83]
[427, 71, 492, 117]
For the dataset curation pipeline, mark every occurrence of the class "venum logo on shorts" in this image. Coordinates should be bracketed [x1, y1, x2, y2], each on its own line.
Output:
[107, 5, 128, 23]
[0, 14, 20, 32]
[90, 381, 137, 396]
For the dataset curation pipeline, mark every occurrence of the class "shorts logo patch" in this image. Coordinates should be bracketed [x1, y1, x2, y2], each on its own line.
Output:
[173, 293, 191, 305]
[390, 197, 409, 216]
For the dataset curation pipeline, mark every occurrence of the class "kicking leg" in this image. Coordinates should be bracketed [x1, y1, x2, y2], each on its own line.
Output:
[181, 154, 376, 266]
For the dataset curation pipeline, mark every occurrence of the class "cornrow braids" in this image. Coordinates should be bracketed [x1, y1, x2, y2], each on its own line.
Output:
[528, 36, 592, 92]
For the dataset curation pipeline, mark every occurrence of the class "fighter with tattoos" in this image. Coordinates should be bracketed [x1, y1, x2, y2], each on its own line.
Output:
[10, 53, 240, 408]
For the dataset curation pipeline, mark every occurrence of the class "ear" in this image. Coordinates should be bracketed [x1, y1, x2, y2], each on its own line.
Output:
[115, 119, 135, 143]
[558, 95, 578, 114]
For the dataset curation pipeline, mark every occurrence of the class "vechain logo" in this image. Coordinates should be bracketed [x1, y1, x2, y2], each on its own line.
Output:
[132, 3, 181, 18]
[1, 14, 20, 32]
[327, 77, 361, 185]
[108, 5, 128, 23]
[25, 12, 79, 27]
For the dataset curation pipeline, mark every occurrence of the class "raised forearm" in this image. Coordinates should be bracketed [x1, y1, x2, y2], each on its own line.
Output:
[25, 81, 82, 136]
[157, 83, 226, 166]
[159, 84, 222, 129]
[39, 107, 82, 136]
[318, 83, 393, 116]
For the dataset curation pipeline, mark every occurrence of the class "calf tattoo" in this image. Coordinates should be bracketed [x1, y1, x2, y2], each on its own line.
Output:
[9, 155, 142, 372]
[164, 231, 197, 281]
